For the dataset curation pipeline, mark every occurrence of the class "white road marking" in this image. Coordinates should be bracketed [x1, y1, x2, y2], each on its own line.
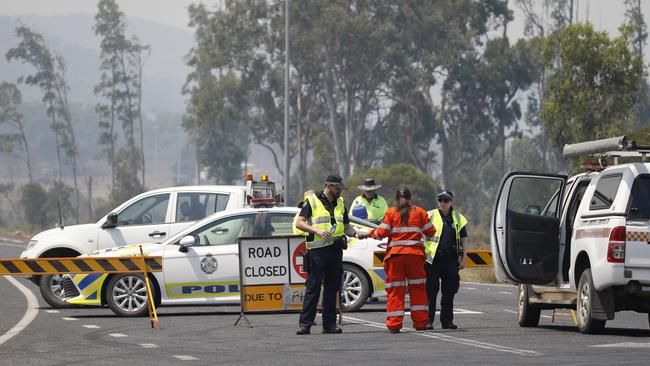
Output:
[504, 310, 517, 314]
[343, 315, 542, 356]
[590, 342, 650, 348]
[139, 343, 159, 348]
[498, 291, 513, 295]
[404, 308, 483, 316]
[83, 325, 101, 329]
[463, 287, 477, 290]
[174, 355, 199, 361]
[45, 310, 60, 314]
[0, 276, 39, 346]
[109, 333, 128, 338]
[62, 317, 79, 321]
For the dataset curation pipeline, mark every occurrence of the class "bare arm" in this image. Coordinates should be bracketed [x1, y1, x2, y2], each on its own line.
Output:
[458, 237, 466, 269]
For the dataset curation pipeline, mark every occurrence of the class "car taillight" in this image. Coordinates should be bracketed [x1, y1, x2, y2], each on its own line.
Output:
[607, 226, 626, 263]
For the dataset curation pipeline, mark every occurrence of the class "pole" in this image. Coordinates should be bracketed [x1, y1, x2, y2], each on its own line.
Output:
[283, 0, 290, 206]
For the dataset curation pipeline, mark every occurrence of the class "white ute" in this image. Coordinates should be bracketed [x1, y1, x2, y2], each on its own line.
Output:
[21, 175, 278, 308]
[492, 136, 650, 333]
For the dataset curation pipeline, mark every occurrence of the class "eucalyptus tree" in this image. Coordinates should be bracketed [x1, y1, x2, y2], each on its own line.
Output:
[94, 0, 147, 201]
[6, 26, 80, 221]
[0, 82, 33, 181]
[540, 24, 645, 150]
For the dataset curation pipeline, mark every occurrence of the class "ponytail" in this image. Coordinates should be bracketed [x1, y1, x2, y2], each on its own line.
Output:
[394, 186, 412, 225]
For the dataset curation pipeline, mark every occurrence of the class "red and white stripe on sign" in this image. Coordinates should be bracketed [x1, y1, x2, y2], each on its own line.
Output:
[626, 231, 648, 242]
[575, 229, 609, 239]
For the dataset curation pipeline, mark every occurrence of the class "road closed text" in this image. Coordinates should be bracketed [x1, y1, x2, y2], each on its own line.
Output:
[244, 265, 287, 277]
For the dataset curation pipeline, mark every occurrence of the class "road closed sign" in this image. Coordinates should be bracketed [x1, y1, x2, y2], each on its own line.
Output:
[237, 236, 306, 313]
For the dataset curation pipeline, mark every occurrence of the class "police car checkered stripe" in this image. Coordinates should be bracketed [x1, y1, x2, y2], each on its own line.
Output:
[627, 231, 648, 242]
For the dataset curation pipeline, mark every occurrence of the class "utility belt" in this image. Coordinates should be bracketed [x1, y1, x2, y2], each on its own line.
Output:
[436, 247, 458, 258]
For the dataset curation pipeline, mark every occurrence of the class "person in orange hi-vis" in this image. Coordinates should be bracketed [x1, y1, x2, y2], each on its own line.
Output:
[359, 186, 436, 333]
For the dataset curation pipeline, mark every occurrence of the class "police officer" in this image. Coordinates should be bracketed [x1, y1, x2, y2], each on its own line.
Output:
[294, 174, 358, 335]
[351, 178, 388, 224]
[424, 190, 468, 330]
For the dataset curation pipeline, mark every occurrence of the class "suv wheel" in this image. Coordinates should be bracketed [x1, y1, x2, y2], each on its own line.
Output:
[106, 274, 152, 317]
[39, 274, 76, 308]
[341, 264, 369, 312]
[577, 269, 606, 334]
[517, 284, 540, 327]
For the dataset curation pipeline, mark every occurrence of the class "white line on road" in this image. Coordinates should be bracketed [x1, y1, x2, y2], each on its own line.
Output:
[0, 276, 39, 347]
[83, 325, 101, 329]
[590, 342, 650, 348]
[405, 308, 483, 316]
[45, 310, 60, 314]
[504, 310, 517, 314]
[139, 343, 159, 348]
[174, 355, 199, 361]
[62, 317, 78, 321]
[463, 287, 477, 290]
[343, 315, 542, 356]
[109, 333, 128, 338]
[498, 291, 513, 295]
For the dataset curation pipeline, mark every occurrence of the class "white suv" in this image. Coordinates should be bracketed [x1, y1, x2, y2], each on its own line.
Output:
[491, 136, 650, 333]
[21, 185, 249, 308]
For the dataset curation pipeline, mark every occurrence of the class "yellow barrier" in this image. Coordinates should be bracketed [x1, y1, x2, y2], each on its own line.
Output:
[373, 249, 492, 268]
[0, 256, 162, 275]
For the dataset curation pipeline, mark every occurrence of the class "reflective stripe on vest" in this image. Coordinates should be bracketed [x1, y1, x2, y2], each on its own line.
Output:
[305, 194, 346, 250]
[391, 227, 423, 234]
[387, 240, 423, 247]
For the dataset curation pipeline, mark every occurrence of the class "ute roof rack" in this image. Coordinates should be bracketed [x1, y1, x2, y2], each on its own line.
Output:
[563, 135, 650, 170]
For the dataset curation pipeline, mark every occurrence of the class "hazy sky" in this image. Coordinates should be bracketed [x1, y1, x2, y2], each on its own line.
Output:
[1, 0, 649, 37]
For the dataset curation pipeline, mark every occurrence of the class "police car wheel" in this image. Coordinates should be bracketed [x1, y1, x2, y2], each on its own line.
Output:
[39, 274, 76, 308]
[577, 269, 606, 334]
[106, 274, 152, 317]
[341, 264, 369, 312]
[517, 284, 540, 327]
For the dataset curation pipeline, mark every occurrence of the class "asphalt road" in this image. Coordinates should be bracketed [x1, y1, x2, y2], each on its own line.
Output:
[2, 240, 650, 365]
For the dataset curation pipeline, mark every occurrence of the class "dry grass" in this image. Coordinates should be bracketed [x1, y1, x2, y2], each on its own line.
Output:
[460, 267, 497, 283]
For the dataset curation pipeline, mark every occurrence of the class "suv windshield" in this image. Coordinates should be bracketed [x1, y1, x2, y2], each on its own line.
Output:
[628, 175, 650, 220]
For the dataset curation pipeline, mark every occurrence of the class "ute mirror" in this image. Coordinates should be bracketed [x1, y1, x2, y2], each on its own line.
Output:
[525, 205, 541, 216]
[102, 213, 118, 228]
[179, 235, 195, 248]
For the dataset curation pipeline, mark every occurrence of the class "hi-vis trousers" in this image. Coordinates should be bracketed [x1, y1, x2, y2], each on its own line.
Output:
[384, 254, 429, 330]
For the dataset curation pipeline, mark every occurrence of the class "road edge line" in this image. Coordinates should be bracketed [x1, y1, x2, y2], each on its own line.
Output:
[0, 276, 39, 346]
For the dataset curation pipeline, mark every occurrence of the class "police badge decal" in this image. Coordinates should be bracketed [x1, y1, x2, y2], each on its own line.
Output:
[201, 254, 218, 274]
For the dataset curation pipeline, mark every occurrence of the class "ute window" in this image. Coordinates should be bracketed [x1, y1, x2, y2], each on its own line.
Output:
[589, 174, 622, 210]
[508, 177, 562, 218]
[628, 175, 650, 220]
[118, 194, 170, 225]
[175, 193, 230, 222]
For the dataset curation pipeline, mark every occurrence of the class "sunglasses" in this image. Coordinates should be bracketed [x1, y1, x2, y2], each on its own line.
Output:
[437, 198, 451, 203]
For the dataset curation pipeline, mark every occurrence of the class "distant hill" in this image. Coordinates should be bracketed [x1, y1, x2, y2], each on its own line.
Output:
[0, 13, 193, 113]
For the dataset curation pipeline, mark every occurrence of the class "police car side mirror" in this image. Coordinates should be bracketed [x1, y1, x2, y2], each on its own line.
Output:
[178, 235, 195, 252]
[102, 213, 118, 228]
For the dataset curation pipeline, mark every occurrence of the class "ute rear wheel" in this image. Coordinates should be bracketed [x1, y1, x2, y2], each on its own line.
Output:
[39, 274, 76, 308]
[106, 274, 153, 317]
[517, 284, 540, 327]
[341, 264, 369, 312]
[577, 269, 606, 334]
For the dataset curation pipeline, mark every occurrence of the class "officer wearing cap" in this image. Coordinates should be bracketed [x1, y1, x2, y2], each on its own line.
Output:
[424, 190, 468, 330]
[351, 178, 388, 224]
[294, 174, 358, 335]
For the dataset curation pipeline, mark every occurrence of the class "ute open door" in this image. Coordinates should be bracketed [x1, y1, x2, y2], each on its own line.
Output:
[491, 172, 567, 285]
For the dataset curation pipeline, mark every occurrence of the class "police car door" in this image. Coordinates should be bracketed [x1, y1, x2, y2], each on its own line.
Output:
[491, 172, 566, 285]
[162, 213, 258, 303]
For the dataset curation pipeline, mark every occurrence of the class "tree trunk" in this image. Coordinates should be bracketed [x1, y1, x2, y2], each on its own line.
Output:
[324, 50, 345, 177]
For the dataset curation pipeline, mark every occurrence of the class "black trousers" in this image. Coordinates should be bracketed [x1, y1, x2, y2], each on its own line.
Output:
[298, 244, 343, 329]
[424, 252, 460, 325]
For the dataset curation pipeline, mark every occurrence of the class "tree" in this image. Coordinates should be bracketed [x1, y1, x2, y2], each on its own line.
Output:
[540, 24, 645, 149]
[624, 0, 649, 130]
[19, 182, 48, 229]
[0, 82, 33, 181]
[6, 25, 80, 222]
[94, 0, 147, 198]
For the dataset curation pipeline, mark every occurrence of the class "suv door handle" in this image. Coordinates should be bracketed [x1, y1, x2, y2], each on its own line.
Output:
[149, 231, 166, 237]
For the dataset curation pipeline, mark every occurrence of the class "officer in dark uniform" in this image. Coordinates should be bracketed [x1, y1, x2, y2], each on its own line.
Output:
[294, 174, 359, 335]
[424, 190, 468, 330]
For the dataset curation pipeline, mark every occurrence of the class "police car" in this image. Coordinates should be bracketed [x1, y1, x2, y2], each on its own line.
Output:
[62, 206, 387, 316]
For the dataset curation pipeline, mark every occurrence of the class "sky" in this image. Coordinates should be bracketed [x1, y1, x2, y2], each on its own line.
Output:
[1, 0, 649, 37]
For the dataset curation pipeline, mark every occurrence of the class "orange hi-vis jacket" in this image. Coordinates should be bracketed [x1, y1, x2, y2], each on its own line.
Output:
[370, 206, 436, 259]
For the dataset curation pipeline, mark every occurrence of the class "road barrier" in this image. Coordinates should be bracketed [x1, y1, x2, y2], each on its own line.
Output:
[0, 256, 163, 275]
[0, 250, 162, 329]
[373, 249, 492, 268]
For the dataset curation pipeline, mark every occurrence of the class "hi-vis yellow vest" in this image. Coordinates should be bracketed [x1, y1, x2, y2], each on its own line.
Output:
[351, 195, 388, 223]
[424, 209, 467, 262]
[293, 194, 345, 250]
